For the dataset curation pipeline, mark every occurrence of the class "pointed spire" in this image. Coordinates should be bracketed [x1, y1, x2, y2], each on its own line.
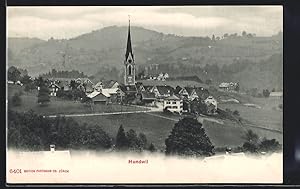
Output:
[125, 15, 134, 61]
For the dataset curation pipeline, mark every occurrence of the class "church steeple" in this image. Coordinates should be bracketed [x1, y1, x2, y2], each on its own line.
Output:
[124, 15, 136, 86]
[125, 16, 134, 62]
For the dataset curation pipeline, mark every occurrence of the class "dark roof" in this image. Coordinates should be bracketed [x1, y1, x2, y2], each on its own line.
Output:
[184, 87, 196, 96]
[125, 19, 134, 61]
[143, 85, 154, 91]
[102, 80, 118, 88]
[156, 85, 174, 95]
[165, 94, 181, 100]
[174, 86, 183, 94]
[141, 91, 156, 100]
[119, 84, 137, 93]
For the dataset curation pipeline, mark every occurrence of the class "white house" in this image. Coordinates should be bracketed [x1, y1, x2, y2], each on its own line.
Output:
[163, 95, 183, 114]
[49, 83, 61, 96]
[269, 91, 283, 98]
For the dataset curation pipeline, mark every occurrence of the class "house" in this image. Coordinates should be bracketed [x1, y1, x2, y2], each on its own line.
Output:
[269, 91, 283, 98]
[102, 80, 119, 89]
[219, 82, 238, 92]
[48, 82, 61, 96]
[94, 81, 103, 92]
[57, 81, 71, 91]
[174, 86, 189, 99]
[101, 88, 120, 103]
[119, 84, 138, 95]
[155, 85, 175, 99]
[163, 95, 183, 114]
[204, 96, 218, 114]
[87, 91, 110, 104]
[219, 82, 230, 91]
[184, 87, 199, 101]
[140, 91, 156, 106]
[136, 82, 145, 93]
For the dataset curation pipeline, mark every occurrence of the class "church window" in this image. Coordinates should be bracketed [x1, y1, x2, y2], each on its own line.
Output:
[128, 65, 132, 75]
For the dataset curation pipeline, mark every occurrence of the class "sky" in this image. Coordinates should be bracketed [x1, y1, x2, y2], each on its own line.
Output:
[7, 6, 283, 40]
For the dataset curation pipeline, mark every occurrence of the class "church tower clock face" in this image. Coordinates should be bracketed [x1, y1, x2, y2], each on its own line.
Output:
[124, 17, 135, 86]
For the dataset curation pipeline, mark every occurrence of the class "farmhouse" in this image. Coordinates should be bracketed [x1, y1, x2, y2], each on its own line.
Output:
[49, 82, 60, 96]
[185, 87, 199, 101]
[140, 91, 156, 106]
[102, 80, 119, 89]
[87, 91, 110, 104]
[174, 86, 189, 99]
[155, 85, 175, 99]
[163, 95, 183, 114]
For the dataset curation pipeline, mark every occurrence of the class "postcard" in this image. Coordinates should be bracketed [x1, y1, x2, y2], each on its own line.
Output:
[6, 5, 283, 184]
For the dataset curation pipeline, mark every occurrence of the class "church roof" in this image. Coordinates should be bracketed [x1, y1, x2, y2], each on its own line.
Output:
[125, 18, 134, 61]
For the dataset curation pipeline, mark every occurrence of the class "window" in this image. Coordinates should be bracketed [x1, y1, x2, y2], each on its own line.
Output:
[180, 106, 183, 109]
[128, 65, 132, 75]
[172, 101, 176, 104]
[172, 106, 177, 109]
[166, 101, 171, 104]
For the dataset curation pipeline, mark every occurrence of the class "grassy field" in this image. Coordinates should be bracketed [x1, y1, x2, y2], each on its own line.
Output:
[7, 84, 147, 116]
[72, 111, 283, 151]
[218, 97, 283, 131]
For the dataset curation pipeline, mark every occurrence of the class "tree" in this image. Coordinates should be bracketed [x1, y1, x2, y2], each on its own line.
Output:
[115, 125, 129, 151]
[190, 98, 208, 115]
[212, 34, 215, 42]
[241, 130, 259, 153]
[37, 86, 50, 105]
[242, 31, 247, 37]
[263, 89, 270, 97]
[11, 92, 22, 107]
[165, 117, 214, 157]
[127, 129, 142, 152]
[259, 138, 281, 153]
[138, 133, 148, 149]
[242, 130, 259, 144]
[148, 143, 157, 152]
[8, 66, 21, 83]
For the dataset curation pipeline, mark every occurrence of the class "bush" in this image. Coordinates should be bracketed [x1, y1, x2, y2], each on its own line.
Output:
[259, 138, 281, 153]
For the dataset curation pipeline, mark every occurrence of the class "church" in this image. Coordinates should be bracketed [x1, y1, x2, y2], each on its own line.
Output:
[119, 17, 139, 97]
[124, 17, 136, 86]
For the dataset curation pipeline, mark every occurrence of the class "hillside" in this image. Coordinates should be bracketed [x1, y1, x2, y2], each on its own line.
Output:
[7, 26, 282, 90]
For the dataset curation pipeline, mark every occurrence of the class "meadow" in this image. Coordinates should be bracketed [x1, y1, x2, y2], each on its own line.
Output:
[7, 84, 146, 116]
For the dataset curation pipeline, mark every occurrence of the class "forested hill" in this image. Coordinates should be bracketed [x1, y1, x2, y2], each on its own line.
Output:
[8, 26, 282, 90]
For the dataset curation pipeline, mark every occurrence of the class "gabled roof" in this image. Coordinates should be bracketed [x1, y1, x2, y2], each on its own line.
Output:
[165, 94, 181, 100]
[174, 86, 183, 94]
[156, 85, 174, 95]
[119, 84, 137, 93]
[49, 83, 61, 89]
[87, 91, 110, 98]
[184, 87, 197, 96]
[102, 80, 119, 89]
[102, 88, 119, 95]
[141, 91, 156, 100]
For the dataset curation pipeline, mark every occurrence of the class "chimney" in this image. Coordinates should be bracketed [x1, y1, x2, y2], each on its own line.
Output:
[50, 144, 55, 153]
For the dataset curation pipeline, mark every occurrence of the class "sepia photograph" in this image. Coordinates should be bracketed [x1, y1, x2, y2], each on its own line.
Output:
[6, 5, 283, 184]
